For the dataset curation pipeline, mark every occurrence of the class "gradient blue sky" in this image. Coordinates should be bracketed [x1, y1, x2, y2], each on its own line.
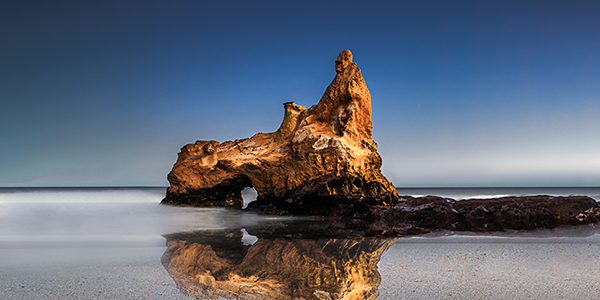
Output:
[1, 0, 599, 187]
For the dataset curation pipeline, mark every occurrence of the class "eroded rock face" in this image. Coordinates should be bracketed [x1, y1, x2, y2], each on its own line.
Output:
[162, 50, 398, 211]
[161, 229, 396, 300]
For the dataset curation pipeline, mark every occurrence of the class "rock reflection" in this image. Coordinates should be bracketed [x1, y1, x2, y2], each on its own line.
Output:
[161, 223, 397, 300]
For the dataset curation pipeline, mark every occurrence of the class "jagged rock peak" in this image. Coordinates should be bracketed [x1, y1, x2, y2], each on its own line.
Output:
[336, 49, 354, 73]
[162, 50, 399, 213]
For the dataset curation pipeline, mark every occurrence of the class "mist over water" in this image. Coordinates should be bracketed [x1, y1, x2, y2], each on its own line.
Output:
[0, 187, 300, 248]
[1, 187, 599, 248]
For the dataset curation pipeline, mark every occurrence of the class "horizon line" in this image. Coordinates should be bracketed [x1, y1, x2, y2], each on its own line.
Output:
[1, 185, 600, 189]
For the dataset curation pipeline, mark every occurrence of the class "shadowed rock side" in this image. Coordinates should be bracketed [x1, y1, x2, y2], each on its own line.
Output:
[161, 229, 396, 300]
[371, 195, 600, 236]
[162, 50, 398, 210]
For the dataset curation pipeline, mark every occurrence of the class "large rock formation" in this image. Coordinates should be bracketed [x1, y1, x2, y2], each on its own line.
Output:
[162, 50, 398, 212]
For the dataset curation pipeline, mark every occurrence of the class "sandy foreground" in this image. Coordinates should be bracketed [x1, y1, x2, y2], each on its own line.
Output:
[0, 246, 195, 300]
[378, 233, 600, 300]
[1, 234, 600, 300]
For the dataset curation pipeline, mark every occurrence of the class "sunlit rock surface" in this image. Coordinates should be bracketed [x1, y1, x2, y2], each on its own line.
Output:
[162, 50, 398, 211]
[161, 228, 396, 300]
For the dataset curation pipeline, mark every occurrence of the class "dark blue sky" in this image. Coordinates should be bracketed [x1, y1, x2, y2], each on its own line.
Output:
[1, 0, 599, 187]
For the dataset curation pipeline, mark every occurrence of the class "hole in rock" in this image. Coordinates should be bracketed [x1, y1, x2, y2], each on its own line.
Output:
[242, 187, 258, 209]
[241, 229, 258, 245]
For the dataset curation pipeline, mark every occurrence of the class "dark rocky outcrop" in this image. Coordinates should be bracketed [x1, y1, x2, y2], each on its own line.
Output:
[371, 195, 600, 236]
[162, 50, 398, 210]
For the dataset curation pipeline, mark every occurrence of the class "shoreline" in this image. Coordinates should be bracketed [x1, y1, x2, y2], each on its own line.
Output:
[1, 229, 599, 299]
[2, 188, 600, 299]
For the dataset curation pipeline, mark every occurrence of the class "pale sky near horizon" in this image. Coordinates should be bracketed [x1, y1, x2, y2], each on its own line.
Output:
[1, 0, 599, 187]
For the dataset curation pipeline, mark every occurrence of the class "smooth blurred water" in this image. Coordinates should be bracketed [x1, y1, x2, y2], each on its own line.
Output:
[1, 186, 599, 248]
[0, 187, 300, 248]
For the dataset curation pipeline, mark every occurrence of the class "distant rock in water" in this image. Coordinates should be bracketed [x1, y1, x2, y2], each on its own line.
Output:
[162, 50, 398, 211]
[372, 195, 600, 236]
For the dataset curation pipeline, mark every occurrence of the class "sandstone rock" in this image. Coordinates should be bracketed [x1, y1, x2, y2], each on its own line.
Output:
[162, 50, 398, 211]
[161, 229, 396, 300]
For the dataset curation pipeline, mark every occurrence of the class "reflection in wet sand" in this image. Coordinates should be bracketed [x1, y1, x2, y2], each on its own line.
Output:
[162, 228, 396, 300]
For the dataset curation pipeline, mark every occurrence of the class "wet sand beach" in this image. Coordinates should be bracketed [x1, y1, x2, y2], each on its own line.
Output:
[378, 232, 600, 300]
[2, 236, 600, 299]
[0, 246, 194, 300]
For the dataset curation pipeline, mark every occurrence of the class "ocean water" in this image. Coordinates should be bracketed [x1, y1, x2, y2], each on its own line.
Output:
[1, 187, 600, 299]
[0, 187, 301, 248]
[1, 186, 599, 248]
